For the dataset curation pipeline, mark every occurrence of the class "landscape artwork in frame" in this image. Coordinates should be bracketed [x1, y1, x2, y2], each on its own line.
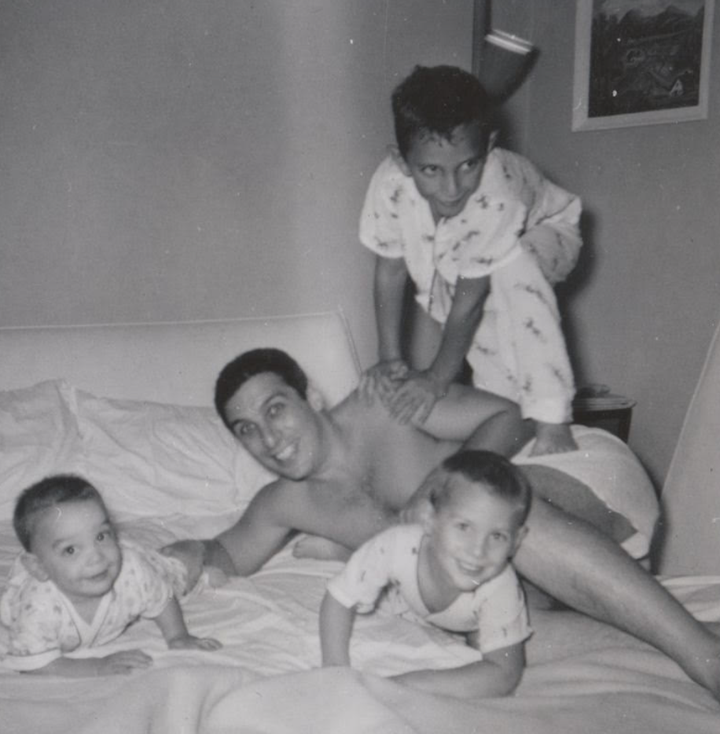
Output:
[572, 0, 714, 131]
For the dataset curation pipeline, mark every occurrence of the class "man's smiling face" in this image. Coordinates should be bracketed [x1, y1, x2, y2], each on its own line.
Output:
[224, 372, 325, 481]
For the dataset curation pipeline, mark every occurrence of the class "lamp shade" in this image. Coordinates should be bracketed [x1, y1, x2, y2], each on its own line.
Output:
[477, 30, 537, 101]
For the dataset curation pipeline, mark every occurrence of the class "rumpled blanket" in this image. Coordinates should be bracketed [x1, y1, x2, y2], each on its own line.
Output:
[513, 425, 659, 557]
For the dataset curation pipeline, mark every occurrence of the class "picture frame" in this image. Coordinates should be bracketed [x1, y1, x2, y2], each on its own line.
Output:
[572, 0, 714, 131]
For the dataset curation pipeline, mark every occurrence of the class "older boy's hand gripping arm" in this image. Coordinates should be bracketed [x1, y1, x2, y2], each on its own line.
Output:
[319, 591, 356, 667]
[390, 639, 525, 699]
[388, 274, 490, 425]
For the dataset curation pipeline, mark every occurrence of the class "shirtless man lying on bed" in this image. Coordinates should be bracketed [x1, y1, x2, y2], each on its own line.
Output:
[164, 347, 720, 700]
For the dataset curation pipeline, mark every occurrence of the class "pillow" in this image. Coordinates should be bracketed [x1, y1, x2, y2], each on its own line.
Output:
[0, 380, 82, 521]
[74, 389, 269, 521]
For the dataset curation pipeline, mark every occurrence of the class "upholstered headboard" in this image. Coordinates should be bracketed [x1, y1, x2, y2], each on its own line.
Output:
[0, 311, 361, 408]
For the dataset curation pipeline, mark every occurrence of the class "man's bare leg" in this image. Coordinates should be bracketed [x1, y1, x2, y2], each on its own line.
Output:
[515, 497, 720, 699]
[422, 383, 533, 457]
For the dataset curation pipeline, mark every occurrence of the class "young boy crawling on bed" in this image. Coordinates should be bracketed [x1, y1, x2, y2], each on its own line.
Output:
[0, 474, 221, 676]
[320, 450, 531, 698]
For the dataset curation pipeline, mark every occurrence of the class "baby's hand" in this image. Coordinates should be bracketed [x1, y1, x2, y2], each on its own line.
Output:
[96, 649, 154, 675]
[167, 634, 222, 652]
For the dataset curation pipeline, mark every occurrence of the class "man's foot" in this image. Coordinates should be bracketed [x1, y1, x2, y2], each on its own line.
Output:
[530, 421, 578, 457]
[292, 535, 351, 561]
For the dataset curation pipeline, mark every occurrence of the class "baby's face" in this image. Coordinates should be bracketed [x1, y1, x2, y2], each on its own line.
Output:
[28, 498, 122, 606]
[425, 475, 525, 594]
[400, 121, 490, 222]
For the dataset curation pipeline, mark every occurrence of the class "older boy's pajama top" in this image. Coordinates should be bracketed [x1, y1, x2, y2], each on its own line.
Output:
[326, 524, 531, 655]
[0, 538, 186, 671]
[360, 148, 582, 423]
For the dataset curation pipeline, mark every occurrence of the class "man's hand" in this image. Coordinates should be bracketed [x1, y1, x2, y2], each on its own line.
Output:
[161, 540, 206, 594]
[96, 649, 154, 675]
[167, 634, 223, 652]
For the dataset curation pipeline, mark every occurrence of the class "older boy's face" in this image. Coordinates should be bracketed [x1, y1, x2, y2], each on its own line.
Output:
[400, 121, 490, 222]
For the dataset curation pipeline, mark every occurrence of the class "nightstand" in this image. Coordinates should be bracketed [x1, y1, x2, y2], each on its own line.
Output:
[572, 393, 635, 443]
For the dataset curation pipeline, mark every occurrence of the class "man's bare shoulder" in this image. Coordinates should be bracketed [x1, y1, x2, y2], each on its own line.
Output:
[249, 474, 314, 506]
[332, 389, 409, 433]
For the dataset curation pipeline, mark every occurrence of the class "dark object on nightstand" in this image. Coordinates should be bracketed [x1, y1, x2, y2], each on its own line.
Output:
[572, 388, 635, 443]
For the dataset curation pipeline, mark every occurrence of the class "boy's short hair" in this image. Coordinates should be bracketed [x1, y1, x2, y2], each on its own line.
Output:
[13, 474, 104, 552]
[430, 450, 532, 524]
[391, 65, 496, 159]
[215, 348, 309, 430]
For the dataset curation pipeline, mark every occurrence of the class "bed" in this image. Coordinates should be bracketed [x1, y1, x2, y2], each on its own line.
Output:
[1, 310, 719, 734]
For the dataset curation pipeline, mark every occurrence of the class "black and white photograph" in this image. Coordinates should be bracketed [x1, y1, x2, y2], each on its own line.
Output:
[1, 2, 719, 733]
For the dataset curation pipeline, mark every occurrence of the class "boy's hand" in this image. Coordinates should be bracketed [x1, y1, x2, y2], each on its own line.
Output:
[358, 359, 408, 405]
[399, 495, 433, 526]
[384, 370, 447, 425]
[399, 466, 438, 525]
[530, 422, 578, 456]
[167, 634, 222, 652]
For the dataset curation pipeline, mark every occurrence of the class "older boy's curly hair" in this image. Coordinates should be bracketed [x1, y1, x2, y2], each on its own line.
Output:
[391, 65, 496, 159]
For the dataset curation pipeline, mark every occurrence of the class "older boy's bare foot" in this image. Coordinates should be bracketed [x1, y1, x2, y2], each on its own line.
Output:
[292, 535, 351, 562]
[530, 422, 578, 457]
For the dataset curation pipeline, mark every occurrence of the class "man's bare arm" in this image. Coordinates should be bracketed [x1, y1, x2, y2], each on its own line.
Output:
[163, 481, 295, 583]
[213, 483, 296, 576]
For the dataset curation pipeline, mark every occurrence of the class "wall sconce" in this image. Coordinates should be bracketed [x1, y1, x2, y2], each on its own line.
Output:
[471, 1, 537, 102]
[476, 30, 537, 102]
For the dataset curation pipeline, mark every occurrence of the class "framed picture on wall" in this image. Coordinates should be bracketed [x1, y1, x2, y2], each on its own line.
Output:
[572, 0, 714, 131]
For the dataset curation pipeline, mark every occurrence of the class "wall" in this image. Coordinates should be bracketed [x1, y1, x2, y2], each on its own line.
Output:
[0, 0, 473, 367]
[2, 0, 718, 500]
[491, 1, 720, 496]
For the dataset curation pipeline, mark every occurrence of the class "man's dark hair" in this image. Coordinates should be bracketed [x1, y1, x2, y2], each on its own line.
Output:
[214, 348, 309, 429]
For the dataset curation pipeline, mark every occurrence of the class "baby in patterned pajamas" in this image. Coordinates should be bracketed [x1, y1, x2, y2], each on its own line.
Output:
[360, 64, 581, 457]
[320, 450, 531, 698]
[0, 474, 221, 676]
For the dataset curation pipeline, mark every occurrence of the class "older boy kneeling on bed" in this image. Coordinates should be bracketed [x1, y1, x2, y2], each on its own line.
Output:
[320, 450, 531, 698]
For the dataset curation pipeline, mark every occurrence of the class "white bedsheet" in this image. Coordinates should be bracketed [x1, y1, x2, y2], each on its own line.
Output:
[2, 519, 720, 734]
[1, 312, 719, 733]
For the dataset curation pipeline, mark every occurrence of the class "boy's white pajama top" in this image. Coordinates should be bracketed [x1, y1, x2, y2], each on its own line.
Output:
[360, 148, 582, 423]
[326, 524, 531, 655]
